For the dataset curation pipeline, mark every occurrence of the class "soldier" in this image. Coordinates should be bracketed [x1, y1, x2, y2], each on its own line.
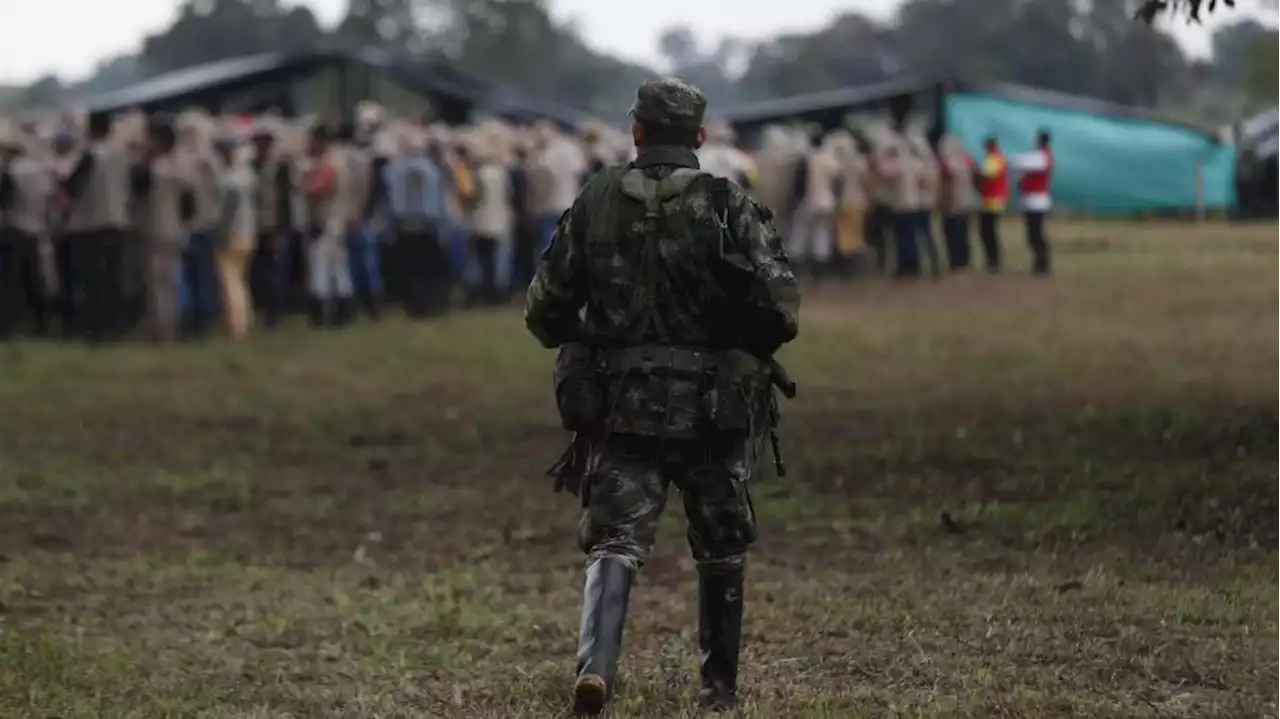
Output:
[62, 110, 131, 343]
[525, 78, 800, 716]
[0, 121, 55, 338]
[131, 117, 190, 345]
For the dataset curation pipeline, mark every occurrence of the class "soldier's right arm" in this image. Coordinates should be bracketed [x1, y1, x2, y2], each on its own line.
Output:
[726, 183, 800, 357]
[524, 188, 590, 348]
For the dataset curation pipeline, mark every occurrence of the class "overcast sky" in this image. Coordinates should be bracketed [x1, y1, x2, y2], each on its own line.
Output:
[0, 0, 1275, 84]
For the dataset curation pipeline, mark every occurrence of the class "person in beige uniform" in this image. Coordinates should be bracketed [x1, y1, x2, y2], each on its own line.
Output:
[338, 120, 378, 320]
[467, 131, 513, 306]
[871, 124, 922, 278]
[788, 132, 840, 277]
[937, 134, 976, 272]
[303, 122, 355, 328]
[249, 120, 295, 327]
[827, 129, 871, 276]
[212, 135, 258, 339]
[0, 122, 55, 338]
[176, 111, 223, 337]
[131, 119, 190, 345]
[62, 110, 131, 343]
[907, 132, 941, 277]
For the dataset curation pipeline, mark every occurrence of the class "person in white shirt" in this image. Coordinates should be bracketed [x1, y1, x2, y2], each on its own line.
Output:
[1010, 129, 1054, 275]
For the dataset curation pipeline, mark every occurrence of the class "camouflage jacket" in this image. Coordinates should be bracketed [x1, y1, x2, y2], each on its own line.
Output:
[525, 145, 800, 438]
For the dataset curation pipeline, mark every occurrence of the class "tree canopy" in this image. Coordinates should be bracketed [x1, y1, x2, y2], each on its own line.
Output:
[12, 0, 1277, 125]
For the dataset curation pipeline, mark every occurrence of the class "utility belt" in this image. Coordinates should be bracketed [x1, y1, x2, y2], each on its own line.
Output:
[554, 342, 788, 439]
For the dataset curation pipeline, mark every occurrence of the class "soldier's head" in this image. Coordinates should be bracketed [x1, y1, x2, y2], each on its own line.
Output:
[1037, 129, 1052, 149]
[628, 77, 707, 150]
[984, 135, 1000, 153]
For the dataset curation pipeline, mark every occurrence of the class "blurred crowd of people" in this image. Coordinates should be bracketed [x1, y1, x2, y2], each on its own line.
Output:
[750, 122, 1054, 280]
[0, 101, 1053, 346]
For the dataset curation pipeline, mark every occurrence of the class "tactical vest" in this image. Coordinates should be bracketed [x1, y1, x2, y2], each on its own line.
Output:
[576, 166, 767, 440]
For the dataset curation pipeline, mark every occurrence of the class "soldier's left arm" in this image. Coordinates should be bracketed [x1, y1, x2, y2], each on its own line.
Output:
[524, 189, 590, 348]
[727, 183, 801, 356]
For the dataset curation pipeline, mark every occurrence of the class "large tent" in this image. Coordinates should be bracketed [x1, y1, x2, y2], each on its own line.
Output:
[1229, 107, 1278, 218]
[82, 48, 586, 128]
[718, 78, 1237, 215]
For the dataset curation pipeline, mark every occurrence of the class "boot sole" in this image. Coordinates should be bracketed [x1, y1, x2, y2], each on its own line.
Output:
[572, 674, 608, 715]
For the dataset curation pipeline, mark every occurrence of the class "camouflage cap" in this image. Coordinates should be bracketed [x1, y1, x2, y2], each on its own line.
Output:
[629, 77, 707, 131]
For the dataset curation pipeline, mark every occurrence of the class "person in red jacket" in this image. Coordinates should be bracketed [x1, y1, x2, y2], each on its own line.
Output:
[975, 136, 1009, 271]
[1012, 129, 1054, 275]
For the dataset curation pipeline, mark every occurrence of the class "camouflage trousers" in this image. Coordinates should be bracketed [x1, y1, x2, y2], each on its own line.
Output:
[578, 432, 766, 572]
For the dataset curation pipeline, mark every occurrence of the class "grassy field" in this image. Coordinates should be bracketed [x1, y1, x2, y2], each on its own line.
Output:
[0, 220, 1275, 718]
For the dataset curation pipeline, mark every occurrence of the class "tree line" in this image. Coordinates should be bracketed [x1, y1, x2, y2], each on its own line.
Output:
[13, 0, 1278, 126]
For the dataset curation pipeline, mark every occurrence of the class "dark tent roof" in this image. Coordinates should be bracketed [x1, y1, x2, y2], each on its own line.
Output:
[84, 52, 300, 113]
[84, 49, 586, 128]
[720, 76, 1220, 141]
[717, 76, 938, 129]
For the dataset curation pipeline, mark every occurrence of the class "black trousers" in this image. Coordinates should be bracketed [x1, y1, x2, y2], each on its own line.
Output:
[1025, 211, 1051, 275]
[0, 230, 49, 339]
[978, 212, 1002, 272]
[68, 229, 126, 343]
[509, 216, 538, 294]
[398, 221, 452, 317]
[251, 230, 293, 327]
[864, 204, 892, 273]
[468, 234, 501, 306]
[942, 213, 971, 271]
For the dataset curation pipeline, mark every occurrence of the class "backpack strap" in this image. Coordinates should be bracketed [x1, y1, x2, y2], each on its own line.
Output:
[617, 167, 708, 344]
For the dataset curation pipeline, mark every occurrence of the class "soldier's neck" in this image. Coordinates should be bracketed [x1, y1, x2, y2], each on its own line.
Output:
[633, 145, 699, 169]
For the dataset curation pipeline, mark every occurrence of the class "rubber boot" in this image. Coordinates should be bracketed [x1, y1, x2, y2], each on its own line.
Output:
[696, 564, 745, 712]
[572, 556, 634, 716]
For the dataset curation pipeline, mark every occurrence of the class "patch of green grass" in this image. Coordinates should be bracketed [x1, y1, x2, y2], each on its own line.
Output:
[0, 220, 1274, 717]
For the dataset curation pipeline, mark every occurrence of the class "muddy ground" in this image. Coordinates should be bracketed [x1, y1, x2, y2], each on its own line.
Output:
[0, 221, 1275, 718]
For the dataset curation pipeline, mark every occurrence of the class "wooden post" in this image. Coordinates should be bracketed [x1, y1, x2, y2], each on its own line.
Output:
[1195, 156, 1206, 223]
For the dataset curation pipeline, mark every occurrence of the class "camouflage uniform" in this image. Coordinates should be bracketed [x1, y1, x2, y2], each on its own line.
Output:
[526, 78, 800, 716]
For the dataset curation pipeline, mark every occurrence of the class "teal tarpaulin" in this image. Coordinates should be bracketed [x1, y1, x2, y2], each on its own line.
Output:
[945, 93, 1237, 214]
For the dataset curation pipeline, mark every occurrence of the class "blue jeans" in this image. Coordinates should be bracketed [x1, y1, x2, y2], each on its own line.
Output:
[306, 234, 353, 300]
[348, 223, 383, 297]
[181, 231, 220, 328]
[448, 226, 470, 278]
[891, 212, 920, 277]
